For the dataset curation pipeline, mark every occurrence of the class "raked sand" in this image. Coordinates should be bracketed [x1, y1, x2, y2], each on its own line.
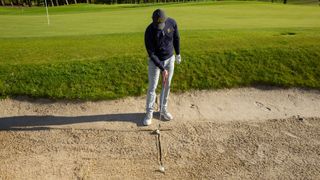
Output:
[0, 87, 320, 179]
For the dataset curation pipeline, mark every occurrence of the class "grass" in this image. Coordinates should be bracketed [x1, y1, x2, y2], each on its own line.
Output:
[1, 2, 320, 37]
[0, 1, 320, 100]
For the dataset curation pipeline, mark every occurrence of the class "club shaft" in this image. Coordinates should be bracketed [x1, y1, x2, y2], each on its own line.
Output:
[158, 133, 163, 165]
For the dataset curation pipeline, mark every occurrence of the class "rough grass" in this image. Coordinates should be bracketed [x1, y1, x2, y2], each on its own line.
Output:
[1, 43, 319, 100]
[0, 2, 319, 100]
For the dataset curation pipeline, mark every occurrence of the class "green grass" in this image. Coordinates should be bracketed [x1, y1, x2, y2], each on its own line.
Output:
[0, 2, 319, 100]
[1, 2, 320, 37]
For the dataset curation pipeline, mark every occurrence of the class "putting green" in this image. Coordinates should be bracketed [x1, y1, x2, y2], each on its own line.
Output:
[0, 2, 319, 37]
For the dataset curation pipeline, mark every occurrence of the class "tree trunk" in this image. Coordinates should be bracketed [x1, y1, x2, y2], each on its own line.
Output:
[283, 0, 287, 4]
[74, 0, 77, 4]
[1, 0, 4, 6]
[86, 0, 89, 3]
[65, 0, 69, 5]
[50, 0, 54, 6]
[55, 0, 59, 5]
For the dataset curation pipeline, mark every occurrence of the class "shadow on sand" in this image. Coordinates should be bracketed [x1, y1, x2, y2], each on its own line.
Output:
[0, 112, 161, 131]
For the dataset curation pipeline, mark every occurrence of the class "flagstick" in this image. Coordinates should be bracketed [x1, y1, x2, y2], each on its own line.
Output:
[44, 0, 50, 25]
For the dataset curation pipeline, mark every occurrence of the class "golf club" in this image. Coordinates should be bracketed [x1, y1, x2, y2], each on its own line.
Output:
[157, 71, 167, 173]
[159, 73, 167, 122]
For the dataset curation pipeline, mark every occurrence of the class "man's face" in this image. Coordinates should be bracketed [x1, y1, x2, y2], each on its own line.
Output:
[152, 9, 167, 30]
[153, 20, 166, 30]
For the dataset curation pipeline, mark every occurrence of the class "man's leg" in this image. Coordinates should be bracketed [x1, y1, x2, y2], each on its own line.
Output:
[144, 59, 160, 125]
[160, 55, 175, 118]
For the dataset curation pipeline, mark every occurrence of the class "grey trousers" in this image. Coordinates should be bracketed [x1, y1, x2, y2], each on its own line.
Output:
[146, 55, 175, 113]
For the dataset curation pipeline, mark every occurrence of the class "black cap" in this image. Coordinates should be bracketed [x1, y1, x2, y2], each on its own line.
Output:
[152, 9, 167, 30]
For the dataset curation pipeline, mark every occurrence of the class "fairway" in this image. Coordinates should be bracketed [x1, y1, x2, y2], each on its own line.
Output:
[0, 1, 320, 99]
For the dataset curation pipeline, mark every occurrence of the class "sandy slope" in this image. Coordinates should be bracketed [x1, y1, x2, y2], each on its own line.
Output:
[0, 87, 320, 179]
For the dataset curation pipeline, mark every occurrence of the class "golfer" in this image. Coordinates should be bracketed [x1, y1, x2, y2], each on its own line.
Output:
[143, 9, 181, 126]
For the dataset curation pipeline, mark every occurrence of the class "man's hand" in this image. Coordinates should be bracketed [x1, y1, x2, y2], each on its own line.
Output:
[162, 70, 168, 85]
[175, 54, 181, 64]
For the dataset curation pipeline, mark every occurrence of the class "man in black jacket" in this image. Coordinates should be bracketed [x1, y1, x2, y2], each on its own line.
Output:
[143, 9, 181, 126]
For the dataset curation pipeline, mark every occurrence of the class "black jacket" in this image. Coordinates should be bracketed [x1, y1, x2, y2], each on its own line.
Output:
[144, 17, 180, 71]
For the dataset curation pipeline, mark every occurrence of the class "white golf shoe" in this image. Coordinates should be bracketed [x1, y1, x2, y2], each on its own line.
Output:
[160, 110, 173, 121]
[143, 112, 153, 126]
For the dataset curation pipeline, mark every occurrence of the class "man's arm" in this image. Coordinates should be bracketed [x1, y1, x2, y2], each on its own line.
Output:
[173, 20, 180, 55]
[145, 28, 165, 71]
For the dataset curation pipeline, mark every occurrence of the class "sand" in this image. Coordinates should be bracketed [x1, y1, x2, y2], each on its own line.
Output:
[0, 87, 320, 179]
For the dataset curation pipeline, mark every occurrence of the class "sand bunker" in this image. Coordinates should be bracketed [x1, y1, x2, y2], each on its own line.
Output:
[0, 87, 319, 179]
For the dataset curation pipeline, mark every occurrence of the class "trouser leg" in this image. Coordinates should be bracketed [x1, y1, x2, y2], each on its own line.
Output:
[146, 59, 160, 113]
[160, 55, 175, 112]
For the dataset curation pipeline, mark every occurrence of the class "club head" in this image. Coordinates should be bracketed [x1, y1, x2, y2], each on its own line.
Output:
[159, 165, 165, 173]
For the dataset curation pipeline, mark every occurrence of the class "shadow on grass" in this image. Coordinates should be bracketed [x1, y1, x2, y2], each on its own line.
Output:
[0, 113, 147, 131]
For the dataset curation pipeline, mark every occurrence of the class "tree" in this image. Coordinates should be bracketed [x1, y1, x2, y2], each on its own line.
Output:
[27, 0, 32, 6]
[1, 0, 4, 6]
[283, 0, 287, 4]
[65, 0, 69, 5]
